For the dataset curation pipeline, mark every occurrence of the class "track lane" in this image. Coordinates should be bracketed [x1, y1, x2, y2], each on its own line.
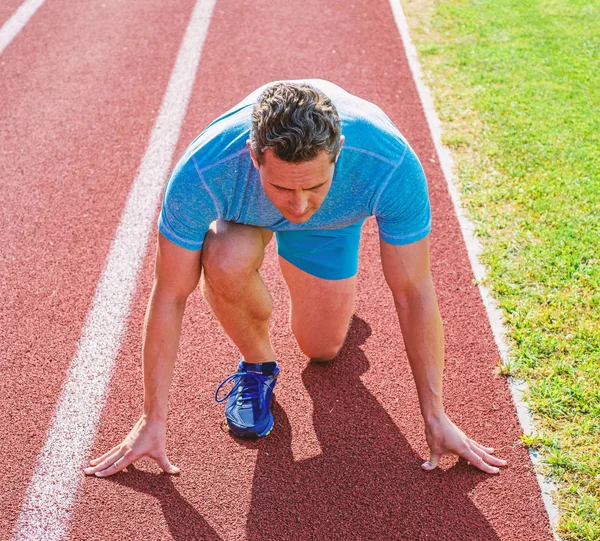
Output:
[0, 0, 46, 56]
[0, 0, 31, 31]
[0, 0, 198, 537]
[65, 0, 554, 540]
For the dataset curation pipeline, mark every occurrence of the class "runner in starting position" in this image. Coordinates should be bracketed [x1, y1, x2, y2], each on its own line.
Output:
[85, 79, 508, 478]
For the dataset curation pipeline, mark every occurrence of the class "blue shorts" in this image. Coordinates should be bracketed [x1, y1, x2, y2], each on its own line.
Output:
[275, 219, 366, 281]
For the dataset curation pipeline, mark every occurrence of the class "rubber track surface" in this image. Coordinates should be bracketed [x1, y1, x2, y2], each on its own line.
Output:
[1, 0, 554, 539]
[0, 0, 28, 29]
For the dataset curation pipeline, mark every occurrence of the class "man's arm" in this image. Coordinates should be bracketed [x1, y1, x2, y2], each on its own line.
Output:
[84, 232, 202, 477]
[143, 232, 202, 420]
[380, 235, 507, 474]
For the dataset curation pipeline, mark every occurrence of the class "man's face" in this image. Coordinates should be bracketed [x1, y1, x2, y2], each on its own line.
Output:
[247, 137, 344, 224]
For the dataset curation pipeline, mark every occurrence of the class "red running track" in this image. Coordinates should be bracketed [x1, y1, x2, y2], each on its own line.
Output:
[0, 0, 27, 29]
[0, 0, 554, 539]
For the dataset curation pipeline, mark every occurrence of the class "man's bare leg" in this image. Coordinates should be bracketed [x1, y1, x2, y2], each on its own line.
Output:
[279, 256, 357, 362]
[201, 220, 275, 364]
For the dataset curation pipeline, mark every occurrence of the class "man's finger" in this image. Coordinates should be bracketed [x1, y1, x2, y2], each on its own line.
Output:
[156, 453, 180, 475]
[84, 449, 123, 475]
[422, 451, 441, 471]
[469, 444, 507, 467]
[95, 451, 137, 478]
[469, 439, 496, 454]
[462, 447, 500, 474]
[88, 444, 121, 466]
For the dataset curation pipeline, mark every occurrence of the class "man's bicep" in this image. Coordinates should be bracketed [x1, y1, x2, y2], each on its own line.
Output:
[154, 231, 202, 300]
[379, 235, 432, 302]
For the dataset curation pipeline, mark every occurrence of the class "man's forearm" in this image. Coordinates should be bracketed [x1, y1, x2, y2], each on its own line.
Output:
[394, 279, 445, 423]
[142, 283, 188, 422]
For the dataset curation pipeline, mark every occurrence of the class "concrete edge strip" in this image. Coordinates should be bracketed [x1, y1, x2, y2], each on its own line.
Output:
[11, 0, 217, 539]
[388, 1, 562, 538]
[0, 0, 46, 56]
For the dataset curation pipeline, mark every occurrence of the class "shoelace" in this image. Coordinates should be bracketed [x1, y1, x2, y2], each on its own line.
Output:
[215, 371, 270, 410]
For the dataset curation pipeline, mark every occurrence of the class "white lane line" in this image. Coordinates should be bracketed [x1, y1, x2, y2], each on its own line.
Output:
[0, 0, 46, 56]
[11, 0, 216, 539]
[388, 1, 562, 539]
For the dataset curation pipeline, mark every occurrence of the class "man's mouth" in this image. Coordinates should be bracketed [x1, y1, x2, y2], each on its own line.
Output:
[289, 208, 311, 221]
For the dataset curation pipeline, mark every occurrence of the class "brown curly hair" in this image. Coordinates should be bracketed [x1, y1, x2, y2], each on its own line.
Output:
[249, 82, 342, 165]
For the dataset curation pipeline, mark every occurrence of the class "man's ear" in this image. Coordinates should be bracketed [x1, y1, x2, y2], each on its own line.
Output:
[247, 140, 260, 169]
[335, 135, 345, 163]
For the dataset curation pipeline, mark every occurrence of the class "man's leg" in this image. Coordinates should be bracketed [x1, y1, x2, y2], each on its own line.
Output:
[279, 256, 357, 362]
[201, 219, 275, 364]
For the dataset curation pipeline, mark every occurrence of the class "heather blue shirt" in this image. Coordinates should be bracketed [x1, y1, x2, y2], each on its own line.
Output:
[158, 79, 431, 251]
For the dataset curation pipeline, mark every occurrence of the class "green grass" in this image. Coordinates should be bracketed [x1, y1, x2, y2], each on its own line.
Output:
[401, 0, 600, 538]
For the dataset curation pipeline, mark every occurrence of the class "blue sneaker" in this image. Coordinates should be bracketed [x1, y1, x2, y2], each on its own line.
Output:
[215, 360, 280, 438]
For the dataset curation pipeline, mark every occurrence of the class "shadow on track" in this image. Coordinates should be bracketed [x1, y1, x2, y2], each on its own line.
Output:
[103, 315, 499, 540]
[239, 315, 501, 541]
[105, 468, 222, 541]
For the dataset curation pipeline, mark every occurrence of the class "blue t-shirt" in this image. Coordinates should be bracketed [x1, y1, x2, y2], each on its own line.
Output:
[158, 79, 431, 251]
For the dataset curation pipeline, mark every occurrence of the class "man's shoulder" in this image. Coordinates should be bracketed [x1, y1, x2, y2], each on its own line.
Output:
[302, 81, 409, 163]
[340, 107, 407, 167]
[182, 105, 253, 172]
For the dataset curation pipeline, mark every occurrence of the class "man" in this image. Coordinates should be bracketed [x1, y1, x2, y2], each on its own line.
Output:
[84, 79, 507, 478]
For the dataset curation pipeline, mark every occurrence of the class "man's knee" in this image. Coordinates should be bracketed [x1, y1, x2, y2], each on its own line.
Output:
[296, 334, 346, 362]
[292, 309, 352, 362]
[202, 221, 269, 299]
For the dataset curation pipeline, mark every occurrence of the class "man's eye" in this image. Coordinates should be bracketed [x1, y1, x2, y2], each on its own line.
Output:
[274, 185, 322, 191]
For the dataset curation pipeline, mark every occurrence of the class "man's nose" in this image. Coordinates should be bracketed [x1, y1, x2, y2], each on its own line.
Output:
[290, 194, 309, 215]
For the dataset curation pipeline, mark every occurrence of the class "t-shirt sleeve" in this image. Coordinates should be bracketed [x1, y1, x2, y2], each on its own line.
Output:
[374, 144, 432, 245]
[157, 156, 220, 251]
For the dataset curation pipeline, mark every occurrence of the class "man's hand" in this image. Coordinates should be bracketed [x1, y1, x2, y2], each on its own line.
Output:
[83, 415, 180, 478]
[422, 413, 507, 474]
[83, 233, 200, 478]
